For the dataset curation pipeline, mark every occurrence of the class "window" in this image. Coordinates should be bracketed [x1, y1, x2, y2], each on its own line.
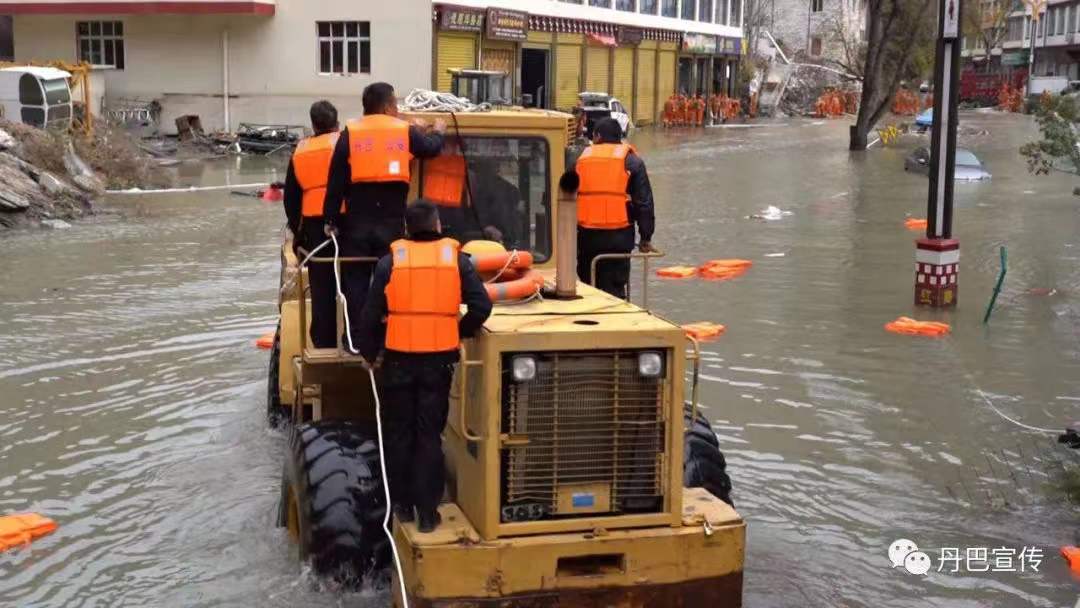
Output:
[1059, 6, 1067, 34]
[616, 0, 635, 10]
[76, 21, 124, 69]
[640, 0, 658, 13]
[317, 21, 370, 75]
[731, 0, 742, 27]
[812, 0, 824, 12]
[682, 0, 697, 20]
[699, 0, 713, 21]
[589, 0, 613, 7]
[810, 36, 823, 56]
[1037, 15, 1043, 37]
[716, 0, 729, 25]
[662, 0, 678, 18]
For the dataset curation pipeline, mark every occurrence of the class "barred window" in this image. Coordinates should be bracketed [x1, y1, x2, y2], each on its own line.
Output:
[317, 21, 370, 75]
[640, 0, 658, 14]
[661, 0, 678, 18]
[812, 0, 824, 12]
[699, 0, 713, 22]
[76, 21, 124, 69]
[682, 0, 697, 20]
[616, 0, 635, 11]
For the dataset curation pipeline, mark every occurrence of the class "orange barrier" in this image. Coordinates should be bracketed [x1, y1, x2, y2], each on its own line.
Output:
[884, 317, 951, 337]
[470, 250, 534, 274]
[656, 266, 698, 279]
[905, 218, 928, 231]
[486, 269, 544, 302]
[682, 322, 727, 341]
[1, 513, 57, 552]
[255, 332, 275, 350]
[1061, 546, 1080, 576]
[699, 259, 753, 281]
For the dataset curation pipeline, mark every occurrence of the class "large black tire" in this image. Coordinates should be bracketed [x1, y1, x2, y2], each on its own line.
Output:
[683, 403, 734, 507]
[280, 421, 391, 585]
[267, 322, 289, 428]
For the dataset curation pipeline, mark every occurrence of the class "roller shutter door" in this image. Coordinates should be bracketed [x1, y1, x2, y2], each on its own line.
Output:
[657, 50, 676, 107]
[556, 43, 582, 110]
[635, 48, 656, 123]
[585, 46, 610, 94]
[437, 34, 477, 93]
[612, 47, 634, 108]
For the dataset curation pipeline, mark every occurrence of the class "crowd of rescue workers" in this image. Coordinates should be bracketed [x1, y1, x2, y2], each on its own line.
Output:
[281, 82, 657, 534]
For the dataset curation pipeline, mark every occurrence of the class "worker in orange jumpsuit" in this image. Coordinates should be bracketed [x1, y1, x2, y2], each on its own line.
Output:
[662, 95, 675, 128]
[282, 100, 341, 349]
[322, 82, 447, 352]
[357, 201, 492, 532]
[694, 95, 706, 127]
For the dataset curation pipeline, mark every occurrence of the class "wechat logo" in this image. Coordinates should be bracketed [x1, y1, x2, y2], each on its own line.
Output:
[889, 538, 932, 576]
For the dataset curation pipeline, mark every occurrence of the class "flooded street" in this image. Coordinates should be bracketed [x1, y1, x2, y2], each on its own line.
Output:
[3, 112, 1079, 607]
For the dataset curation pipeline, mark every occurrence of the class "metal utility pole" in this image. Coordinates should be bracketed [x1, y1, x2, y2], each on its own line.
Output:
[915, 0, 963, 308]
[1023, 0, 1046, 97]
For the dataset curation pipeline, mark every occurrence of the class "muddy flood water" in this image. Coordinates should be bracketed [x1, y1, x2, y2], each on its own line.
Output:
[2, 112, 1079, 607]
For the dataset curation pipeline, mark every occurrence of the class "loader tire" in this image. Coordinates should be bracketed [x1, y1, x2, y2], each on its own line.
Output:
[266, 322, 289, 428]
[280, 421, 390, 585]
[683, 403, 734, 507]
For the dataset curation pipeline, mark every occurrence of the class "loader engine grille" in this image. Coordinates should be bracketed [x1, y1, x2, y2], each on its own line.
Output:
[500, 351, 666, 522]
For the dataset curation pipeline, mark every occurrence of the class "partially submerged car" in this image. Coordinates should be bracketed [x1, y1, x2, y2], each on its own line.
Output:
[904, 146, 992, 181]
[578, 92, 632, 138]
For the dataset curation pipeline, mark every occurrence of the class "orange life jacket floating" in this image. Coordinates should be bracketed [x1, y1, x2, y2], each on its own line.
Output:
[0, 513, 57, 552]
[884, 317, 951, 337]
[577, 143, 634, 230]
[255, 332, 275, 350]
[699, 259, 753, 281]
[346, 114, 412, 185]
[682, 322, 727, 341]
[385, 238, 462, 353]
[1061, 546, 1080, 576]
[656, 266, 698, 279]
[905, 218, 928, 231]
[424, 143, 467, 207]
[293, 132, 341, 217]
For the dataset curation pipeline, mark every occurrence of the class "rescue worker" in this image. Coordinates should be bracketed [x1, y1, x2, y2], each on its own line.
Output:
[283, 100, 341, 348]
[322, 82, 447, 351]
[574, 117, 657, 299]
[357, 200, 492, 533]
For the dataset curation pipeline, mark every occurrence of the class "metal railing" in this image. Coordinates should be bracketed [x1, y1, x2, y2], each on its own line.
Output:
[457, 343, 485, 442]
[685, 336, 702, 427]
[590, 250, 666, 309]
[295, 246, 378, 358]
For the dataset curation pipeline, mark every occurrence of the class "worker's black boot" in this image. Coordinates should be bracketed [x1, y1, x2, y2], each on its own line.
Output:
[393, 504, 415, 524]
[417, 509, 441, 533]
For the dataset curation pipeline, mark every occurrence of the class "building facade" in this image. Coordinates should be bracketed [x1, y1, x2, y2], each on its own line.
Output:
[2, 0, 743, 132]
[763, 0, 866, 64]
[964, 0, 1080, 81]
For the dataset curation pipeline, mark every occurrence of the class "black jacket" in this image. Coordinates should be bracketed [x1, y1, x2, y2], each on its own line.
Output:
[322, 122, 445, 227]
[357, 231, 493, 363]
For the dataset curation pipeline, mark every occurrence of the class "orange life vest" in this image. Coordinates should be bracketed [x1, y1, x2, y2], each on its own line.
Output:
[385, 238, 463, 353]
[292, 132, 341, 217]
[576, 143, 633, 230]
[346, 114, 412, 185]
[423, 146, 467, 207]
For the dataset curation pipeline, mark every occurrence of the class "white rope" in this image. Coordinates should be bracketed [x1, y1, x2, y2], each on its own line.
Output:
[968, 377, 1060, 434]
[106, 182, 268, 194]
[484, 250, 520, 285]
[399, 89, 490, 113]
[369, 368, 410, 608]
[329, 233, 358, 355]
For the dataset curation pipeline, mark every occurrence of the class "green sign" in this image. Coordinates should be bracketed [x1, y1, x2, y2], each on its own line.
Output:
[1002, 51, 1029, 66]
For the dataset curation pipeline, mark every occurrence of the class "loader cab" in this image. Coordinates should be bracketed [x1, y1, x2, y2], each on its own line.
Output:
[0, 67, 73, 130]
[449, 69, 512, 106]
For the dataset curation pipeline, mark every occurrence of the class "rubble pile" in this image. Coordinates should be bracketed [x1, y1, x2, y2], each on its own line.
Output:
[0, 120, 173, 231]
[779, 64, 857, 118]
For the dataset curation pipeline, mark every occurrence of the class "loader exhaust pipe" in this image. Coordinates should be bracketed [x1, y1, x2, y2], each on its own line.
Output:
[556, 171, 580, 299]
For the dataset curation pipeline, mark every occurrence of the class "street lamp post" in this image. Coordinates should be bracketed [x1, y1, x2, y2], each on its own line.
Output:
[1024, 0, 1046, 97]
[915, 0, 963, 308]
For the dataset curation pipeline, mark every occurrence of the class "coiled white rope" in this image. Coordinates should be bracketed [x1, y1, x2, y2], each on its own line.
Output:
[484, 250, 520, 285]
[400, 89, 490, 113]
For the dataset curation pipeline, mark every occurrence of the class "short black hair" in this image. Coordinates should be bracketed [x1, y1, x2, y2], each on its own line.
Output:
[406, 200, 440, 235]
[594, 118, 623, 143]
[363, 82, 396, 115]
[309, 100, 338, 135]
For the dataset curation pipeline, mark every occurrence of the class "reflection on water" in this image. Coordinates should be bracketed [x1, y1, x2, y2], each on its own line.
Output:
[1, 113, 1078, 607]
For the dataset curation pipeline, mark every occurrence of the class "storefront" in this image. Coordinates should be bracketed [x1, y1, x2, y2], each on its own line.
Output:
[679, 32, 718, 97]
[714, 36, 741, 97]
[434, 6, 483, 93]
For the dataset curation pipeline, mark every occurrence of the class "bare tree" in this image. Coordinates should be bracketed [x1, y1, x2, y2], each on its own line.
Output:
[964, 0, 1020, 72]
[742, 0, 774, 63]
[849, 0, 937, 150]
[824, 14, 867, 80]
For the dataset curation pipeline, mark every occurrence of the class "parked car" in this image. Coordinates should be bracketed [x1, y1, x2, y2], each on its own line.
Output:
[915, 108, 934, 129]
[904, 147, 992, 181]
[578, 92, 633, 138]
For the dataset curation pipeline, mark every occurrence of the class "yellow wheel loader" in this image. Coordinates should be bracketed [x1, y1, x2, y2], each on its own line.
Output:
[267, 109, 744, 606]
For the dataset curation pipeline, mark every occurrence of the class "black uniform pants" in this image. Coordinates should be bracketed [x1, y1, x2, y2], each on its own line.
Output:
[300, 222, 336, 349]
[338, 217, 404, 348]
[577, 226, 635, 299]
[377, 356, 455, 514]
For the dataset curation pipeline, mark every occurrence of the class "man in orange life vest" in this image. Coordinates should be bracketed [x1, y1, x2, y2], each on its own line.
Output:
[283, 100, 341, 347]
[322, 82, 447, 351]
[357, 200, 492, 532]
[574, 117, 657, 299]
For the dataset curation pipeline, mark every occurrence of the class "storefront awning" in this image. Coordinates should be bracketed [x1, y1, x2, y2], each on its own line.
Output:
[587, 33, 617, 48]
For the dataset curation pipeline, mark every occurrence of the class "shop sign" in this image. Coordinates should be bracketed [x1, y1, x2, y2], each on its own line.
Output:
[682, 33, 718, 55]
[718, 36, 742, 56]
[618, 26, 644, 46]
[440, 6, 484, 33]
[486, 8, 528, 41]
[1002, 51, 1028, 66]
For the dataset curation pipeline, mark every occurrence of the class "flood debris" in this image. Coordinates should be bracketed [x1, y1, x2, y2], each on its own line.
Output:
[749, 206, 793, 221]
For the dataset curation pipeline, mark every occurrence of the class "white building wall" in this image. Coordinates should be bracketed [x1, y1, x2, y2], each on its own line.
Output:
[766, 0, 864, 63]
[12, 0, 433, 133]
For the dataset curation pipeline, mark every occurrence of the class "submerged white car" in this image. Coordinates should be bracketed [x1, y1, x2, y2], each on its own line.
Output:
[905, 147, 992, 182]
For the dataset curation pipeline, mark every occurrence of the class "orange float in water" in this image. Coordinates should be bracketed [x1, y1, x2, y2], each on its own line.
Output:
[905, 218, 928, 231]
[0, 513, 57, 552]
[884, 317, 951, 337]
[1061, 546, 1080, 575]
[656, 266, 698, 279]
[682, 322, 727, 341]
[255, 332, 275, 349]
[699, 259, 753, 281]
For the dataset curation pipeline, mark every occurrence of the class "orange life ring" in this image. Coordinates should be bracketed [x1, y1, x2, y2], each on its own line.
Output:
[470, 250, 534, 273]
[486, 270, 544, 302]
